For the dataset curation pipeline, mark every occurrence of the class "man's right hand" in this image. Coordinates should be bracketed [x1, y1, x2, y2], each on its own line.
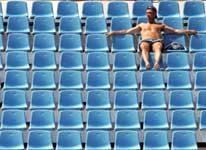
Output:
[106, 32, 113, 37]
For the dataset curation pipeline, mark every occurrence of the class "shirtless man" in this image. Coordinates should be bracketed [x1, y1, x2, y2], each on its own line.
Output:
[107, 6, 197, 70]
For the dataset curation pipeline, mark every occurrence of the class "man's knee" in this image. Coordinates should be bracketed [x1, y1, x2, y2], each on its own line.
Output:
[152, 42, 163, 51]
[140, 42, 150, 51]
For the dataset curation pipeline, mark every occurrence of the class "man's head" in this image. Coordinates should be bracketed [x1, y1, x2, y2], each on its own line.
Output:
[146, 6, 157, 20]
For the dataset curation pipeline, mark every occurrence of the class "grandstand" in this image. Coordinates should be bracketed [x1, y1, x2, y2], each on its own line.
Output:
[0, 0, 206, 149]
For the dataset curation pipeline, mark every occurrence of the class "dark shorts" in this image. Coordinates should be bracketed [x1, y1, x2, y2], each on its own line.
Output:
[139, 38, 163, 51]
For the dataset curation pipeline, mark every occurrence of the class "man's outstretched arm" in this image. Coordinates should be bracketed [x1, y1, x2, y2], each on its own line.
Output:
[163, 24, 197, 35]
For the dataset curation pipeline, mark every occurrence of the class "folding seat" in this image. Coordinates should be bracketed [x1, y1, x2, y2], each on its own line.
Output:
[86, 52, 110, 71]
[59, 17, 82, 34]
[59, 71, 83, 90]
[5, 51, 29, 70]
[85, 17, 107, 34]
[112, 35, 135, 52]
[144, 131, 169, 150]
[32, 51, 57, 70]
[114, 90, 138, 110]
[163, 17, 184, 30]
[115, 130, 140, 150]
[193, 52, 206, 71]
[29, 110, 55, 130]
[1, 110, 26, 130]
[197, 91, 206, 110]
[56, 130, 82, 150]
[188, 17, 206, 34]
[58, 90, 83, 110]
[6, 1, 28, 17]
[141, 71, 165, 90]
[31, 1, 53, 17]
[194, 71, 206, 90]
[132, 1, 152, 19]
[0, 130, 24, 150]
[59, 34, 82, 52]
[60, 52, 83, 70]
[167, 71, 192, 90]
[58, 110, 83, 130]
[82, 2, 104, 18]
[31, 71, 56, 90]
[200, 110, 206, 129]
[4, 70, 28, 89]
[136, 16, 147, 24]
[28, 130, 53, 150]
[30, 90, 55, 110]
[171, 110, 197, 130]
[7, 16, 29, 33]
[113, 71, 137, 90]
[86, 130, 111, 150]
[6, 33, 30, 51]
[190, 34, 206, 53]
[85, 34, 109, 52]
[166, 52, 190, 71]
[0, 17, 3, 33]
[111, 17, 132, 31]
[57, 1, 79, 18]
[33, 17, 55, 34]
[171, 131, 197, 150]
[86, 71, 110, 90]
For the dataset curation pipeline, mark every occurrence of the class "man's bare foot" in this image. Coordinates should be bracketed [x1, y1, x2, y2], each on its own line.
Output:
[154, 63, 160, 70]
[145, 63, 151, 70]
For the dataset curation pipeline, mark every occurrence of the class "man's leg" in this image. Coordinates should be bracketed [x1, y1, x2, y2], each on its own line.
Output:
[152, 42, 163, 70]
[140, 42, 151, 70]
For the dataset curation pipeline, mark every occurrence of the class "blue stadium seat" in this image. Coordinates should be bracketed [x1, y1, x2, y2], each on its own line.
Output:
[86, 52, 110, 71]
[86, 130, 111, 150]
[30, 90, 55, 110]
[57, 1, 79, 18]
[171, 110, 197, 130]
[115, 110, 140, 130]
[59, 34, 82, 52]
[111, 17, 132, 31]
[85, 34, 109, 52]
[132, 1, 152, 19]
[114, 90, 138, 110]
[0, 52, 2, 69]
[112, 35, 135, 52]
[87, 110, 112, 130]
[59, 71, 83, 90]
[115, 130, 140, 150]
[60, 52, 83, 70]
[31, 71, 56, 90]
[86, 71, 110, 90]
[142, 90, 166, 110]
[188, 17, 206, 33]
[141, 71, 165, 90]
[190, 34, 206, 53]
[1, 110, 26, 130]
[0, 18, 3, 33]
[58, 110, 83, 130]
[5, 51, 29, 70]
[167, 71, 192, 90]
[6, 33, 30, 51]
[4, 70, 28, 90]
[193, 52, 206, 71]
[29, 110, 55, 130]
[113, 71, 137, 90]
[33, 34, 56, 51]
[0, 130, 24, 150]
[82, 2, 104, 18]
[172, 131, 197, 150]
[195, 71, 206, 90]
[57, 131, 82, 150]
[32, 51, 57, 70]
[31, 1, 53, 17]
[58, 90, 83, 110]
[59, 17, 82, 34]
[197, 91, 206, 110]
[163, 17, 183, 29]
[136, 16, 148, 24]
[7, 16, 29, 33]
[85, 17, 107, 34]
[200, 110, 206, 130]
[86, 90, 111, 110]
[144, 131, 169, 150]
[6, 1, 28, 17]
[0, 3, 3, 17]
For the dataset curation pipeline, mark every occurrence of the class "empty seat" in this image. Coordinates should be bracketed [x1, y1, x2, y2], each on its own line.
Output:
[195, 71, 206, 90]
[6, 1, 28, 17]
[193, 52, 206, 71]
[82, 2, 104, 18]
[183, 1, 205, 18]
[33, 34, 56, 51]
[85, 17, 107, 34]
[7, 16, 29, 33]
[189, 34, 206, 53]
[158, 1, 180, 18]
[32, 1, 53, 17]
[200, 110, 206, 129]
[188, 17, 206, 33]
[59, 17, 82, 34]
[197, 91, 206, 110]
[111, 17, 132, 31]
[57, 1, 79, 18]
[132, 1, 152, 19]
[163, 17, 183, 29]
[112, 35, 135, 52]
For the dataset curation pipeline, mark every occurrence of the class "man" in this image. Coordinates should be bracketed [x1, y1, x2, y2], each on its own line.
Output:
[107, 6, 197, 70]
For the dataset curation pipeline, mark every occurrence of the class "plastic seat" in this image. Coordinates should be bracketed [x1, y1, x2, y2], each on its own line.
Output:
[132, 1, 152, 19]
[59, 71, 83, 90]
[115, 130, 140, 150]
[1, 110, 26, 130]
[30, 90, 55, 110]
[86, 52, 110, 71]
[0, 130, 24, 150]
[86, 130, 111, 150]
[115, 110, 140, 130]
[56, 130, 82, 150]
[114, 90, 138, 110]
[6, 33, 30, 51]
[4, 70, 28, 90]
[200, 110, 206, 129]
[85, 34, 109, 52]
[111, 17, 132, 31]
[58, 90, 83, 110]
[0, 3, 2, 17]
[33, 34, 56, 51]
[193, 52, 206, 71]
[60, 52, 83, 70]
[112, 35, 135, 52]
[0, 26, 3, 41]
[82, 2, 104, 18]
[107, 2, 129, 19]
[59, 17, 82, 34]
[195, 71, 206, 90]
[59, 34, 82, 52]
[190, 34, 206, 53]
[86, 90, 111, 110]
[163, 17, 183, 30]
[5, 51, 29, 70]
[31, 71, 56, 90]
[197, 91, 206, 110]
[57, 1, 79, 18]
[31, 1, 53, 17]
[85, 17, 107, 34]
[167, 71, 192, 90]
[6, 1, 28, 17]
[28, 130, 53, 150]
[136, 16, 148, 24]
[7, 16, 29, 33]
[58, 110, 83, 130]
[172, 131, 197, 150]
[32, 51, 57, 70]
[171, 110, 197, 130]
[188, 17, 206, 33]
[29, 110, 55, 130]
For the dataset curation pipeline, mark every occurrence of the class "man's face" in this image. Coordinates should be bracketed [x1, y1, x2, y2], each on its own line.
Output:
[146, 9, 155, 20]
